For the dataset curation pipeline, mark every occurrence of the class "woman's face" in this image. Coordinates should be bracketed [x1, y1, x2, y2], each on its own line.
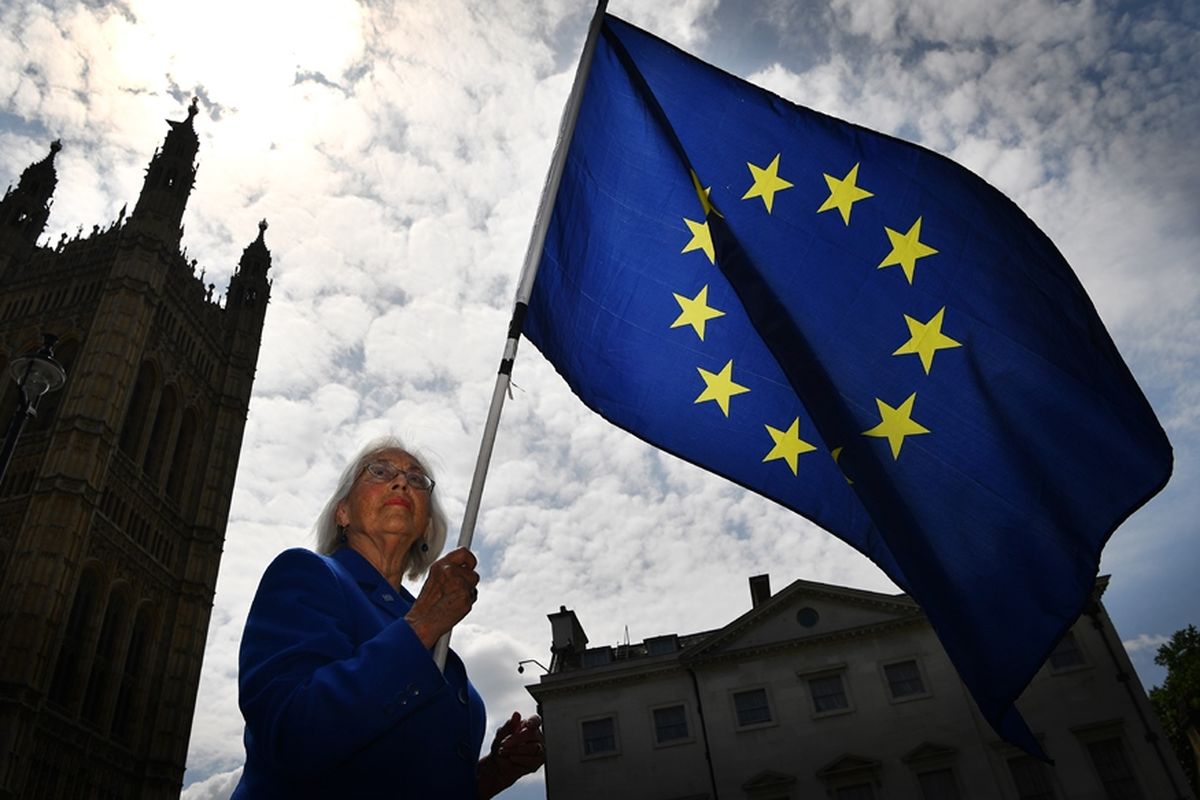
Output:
[335, 448, 432, 547]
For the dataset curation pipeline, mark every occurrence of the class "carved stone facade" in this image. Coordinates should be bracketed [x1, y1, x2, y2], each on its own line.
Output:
[0, 100, 271, 799]
[529, 576, 1194, 800]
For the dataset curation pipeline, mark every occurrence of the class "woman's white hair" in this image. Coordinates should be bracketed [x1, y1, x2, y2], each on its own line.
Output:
[313, 435, 448, 579]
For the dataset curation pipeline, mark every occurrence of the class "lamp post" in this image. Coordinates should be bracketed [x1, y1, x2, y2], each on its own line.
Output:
[0, 334, 67, 487]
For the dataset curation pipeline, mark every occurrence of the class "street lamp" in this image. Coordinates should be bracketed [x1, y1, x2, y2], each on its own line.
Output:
[0, 334, 67, 486]
[516, 659, 549, 675]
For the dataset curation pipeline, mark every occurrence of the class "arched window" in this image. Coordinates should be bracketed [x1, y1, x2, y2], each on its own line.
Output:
[119, 362, 156, 460]
[81, 585, 129, 726]
[30, 338, 79, 432]
[48, 567, 102, 709]
[112, 602, 154, 743]
[166, 408, 198, 504]
[142, 385, 177, 486]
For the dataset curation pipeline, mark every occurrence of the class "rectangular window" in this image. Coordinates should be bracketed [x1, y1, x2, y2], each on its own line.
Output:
[1086, 738, 1144, 800]
[653, 704, 689, 743]
[581, 647, 613, 668]
[884, 659, 927, 698]
[645, 635, 679, 656]
[917, 768, 961, 800]
[733, 688, 772, 727]
[1007, 755, 1055, 800]
[834, 783, 876, 800]
[809, 674, 849, 713]
[1048, 631, 1085, 670]
[581, 716, 617, 756]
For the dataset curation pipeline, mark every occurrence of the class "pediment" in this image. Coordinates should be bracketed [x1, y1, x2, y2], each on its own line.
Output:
[816, 753, 881, 779]
[741, 769, 796, 790]
[685, 578, 919, 660]
[902, 741, 959, 764]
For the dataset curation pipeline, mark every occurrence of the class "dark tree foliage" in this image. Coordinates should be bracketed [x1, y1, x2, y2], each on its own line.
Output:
[1149, 625, 1200, 793]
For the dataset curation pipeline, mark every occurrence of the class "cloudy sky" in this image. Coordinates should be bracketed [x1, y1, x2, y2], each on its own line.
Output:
[2, 0, 1197, 797]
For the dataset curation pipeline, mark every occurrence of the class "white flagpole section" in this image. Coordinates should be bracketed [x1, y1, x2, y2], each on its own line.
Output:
[434, 0, 609, 670]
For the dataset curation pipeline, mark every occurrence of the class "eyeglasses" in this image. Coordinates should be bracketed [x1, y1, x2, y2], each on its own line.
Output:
[360, 460, 435, 492]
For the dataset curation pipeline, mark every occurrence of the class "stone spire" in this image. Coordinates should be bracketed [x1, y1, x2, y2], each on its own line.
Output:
[129, 98, 201, 245]
[0, 140, 62, 256]
[226, 218, 273, 317]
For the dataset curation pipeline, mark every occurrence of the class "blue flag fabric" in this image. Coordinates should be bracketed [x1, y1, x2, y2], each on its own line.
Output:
[524, 15, 1172, 751]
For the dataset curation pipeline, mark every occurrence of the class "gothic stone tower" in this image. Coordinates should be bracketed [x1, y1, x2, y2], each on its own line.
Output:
[0, 100, 271, 798]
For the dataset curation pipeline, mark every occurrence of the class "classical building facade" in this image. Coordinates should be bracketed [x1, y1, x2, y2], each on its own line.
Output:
[0, 100, 271, 799]
[528, 575, 1193, 800]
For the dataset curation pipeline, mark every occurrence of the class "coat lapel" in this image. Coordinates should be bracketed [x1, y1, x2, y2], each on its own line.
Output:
[331, 546, 412, 620]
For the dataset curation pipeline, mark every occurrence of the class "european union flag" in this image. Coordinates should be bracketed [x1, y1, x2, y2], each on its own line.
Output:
[523, 14, 1172, 751]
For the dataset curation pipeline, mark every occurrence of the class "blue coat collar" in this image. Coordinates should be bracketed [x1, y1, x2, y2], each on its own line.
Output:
[330, 546, 416, 618]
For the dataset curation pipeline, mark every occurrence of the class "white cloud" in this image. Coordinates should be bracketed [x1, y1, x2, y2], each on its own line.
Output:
[180, 765, 242, 800]
[622, 0, 721, 47]
[1123, 633, 1170, 655]
[129, 0, 365, 108]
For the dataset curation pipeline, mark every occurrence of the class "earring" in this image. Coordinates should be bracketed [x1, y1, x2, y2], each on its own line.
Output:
[337, 524, 347, 543]
[420, 541, 429, 552]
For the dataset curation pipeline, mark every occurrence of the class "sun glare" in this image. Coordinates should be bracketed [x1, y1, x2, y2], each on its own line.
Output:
[121, 0, 366, 109]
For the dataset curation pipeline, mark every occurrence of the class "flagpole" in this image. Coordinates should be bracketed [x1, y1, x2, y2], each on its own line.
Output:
[434, 0, 609, 671]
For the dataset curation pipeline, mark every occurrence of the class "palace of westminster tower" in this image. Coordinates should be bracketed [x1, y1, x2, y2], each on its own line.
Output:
[0, 100, 271, 798]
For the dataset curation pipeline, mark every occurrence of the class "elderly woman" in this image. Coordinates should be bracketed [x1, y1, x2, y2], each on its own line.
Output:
[231, 437, 544, 798]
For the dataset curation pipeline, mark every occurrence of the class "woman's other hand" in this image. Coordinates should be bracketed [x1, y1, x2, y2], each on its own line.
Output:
[478, 712, 545, 798]
[404, 547, 479, 649]
[491, 712, 544, 774]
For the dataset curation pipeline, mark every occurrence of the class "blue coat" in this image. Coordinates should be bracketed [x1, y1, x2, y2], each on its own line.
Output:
[231, 547, 487, 799]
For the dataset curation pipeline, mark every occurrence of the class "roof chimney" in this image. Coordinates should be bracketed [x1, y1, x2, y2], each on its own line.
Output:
[749, 574, 771, 608]
[549, 605, 589, 655]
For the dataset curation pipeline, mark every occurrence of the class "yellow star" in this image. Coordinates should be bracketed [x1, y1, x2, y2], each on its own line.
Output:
[690, 169, 722, 218]
[681, 218, 715, 264]
[741, 153, 793, 214]
[878, 216, 938, 284]
[763, 417, 817, 475]
[817, 162, 873, 225]
[695, 360, 751, 417]
[862, 393, 930, 459]
[671, 285, 725, 341]
[831, 446, 853, 484]
[892, 307, 962, 374]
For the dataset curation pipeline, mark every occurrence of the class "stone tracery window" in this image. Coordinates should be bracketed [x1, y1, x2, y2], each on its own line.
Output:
[48, 567, 102, 709]
[82, 585, 130, 725]
[166, 407, 198, 505]
[113, 602, 154, 742]
[143, 384, 178, 486]
[119, 362, 156, 459]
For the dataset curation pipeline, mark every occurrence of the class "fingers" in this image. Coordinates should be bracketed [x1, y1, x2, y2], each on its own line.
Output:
[431, 547, 480, 602]
[497, 712, 538, 736]
[444, 546, 477, 570]
[430, 548, 480, 595]
[490, 712, 521, 759]
[499, 748, 543, 771]
[495, 712, 546, 773]
[404, 548, 480, 647]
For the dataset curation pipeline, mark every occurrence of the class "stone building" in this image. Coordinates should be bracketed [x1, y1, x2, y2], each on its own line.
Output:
[0, 100, 271, 798]
[528, 575, 1193, 800]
